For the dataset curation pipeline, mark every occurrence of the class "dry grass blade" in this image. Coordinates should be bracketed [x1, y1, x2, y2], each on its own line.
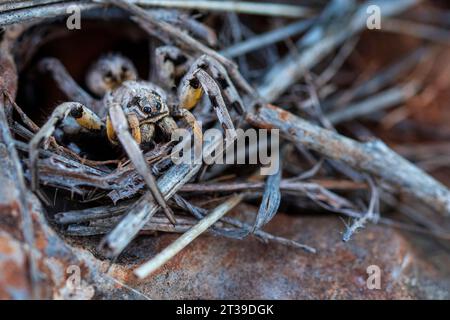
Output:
[221, 19, 314, 58]
[258, 0, 420, 102]
[253, 166, 282, 232]
[0, 2, 98, 27]
[134, 193, 244, 279]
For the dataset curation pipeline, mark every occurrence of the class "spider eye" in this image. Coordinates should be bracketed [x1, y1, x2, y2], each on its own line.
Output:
[121, 66, 128, 73]
[104, 71, 113, 80]
[143, 106, 152, 113]
[155, 101, 161, 110]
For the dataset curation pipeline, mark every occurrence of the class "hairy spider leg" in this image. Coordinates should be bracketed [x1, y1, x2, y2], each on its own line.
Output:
[106, 113, 141, 145]
[29, 102, 103, 191]
[154, 46, 190, 90]
[178, 55, 245, 115]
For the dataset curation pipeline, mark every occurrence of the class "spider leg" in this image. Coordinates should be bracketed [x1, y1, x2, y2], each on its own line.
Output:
[154, 46, 191, 90]
[179, 55, 245, 115]
[158, 110, 203, 164]
[140, 123, 156, 145]
[29, 102, 103, 191]
[180, 68, 237, 143]
[178, 72, 203, 111]
[39, 58, 98, 109]
[126, 113, 142, 144]
[168, 106, 203, 144]
[108, 102, 176, 224]
[157, 115, 179, 139]
[106, 113, 142, 145]
[200, 55, 245, 115]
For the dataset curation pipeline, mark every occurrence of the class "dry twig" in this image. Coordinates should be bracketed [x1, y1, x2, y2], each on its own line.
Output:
[134, 193, 244, 279]
[247, 103, 450, 216]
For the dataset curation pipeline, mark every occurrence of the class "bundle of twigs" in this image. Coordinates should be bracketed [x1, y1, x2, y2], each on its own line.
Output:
[1, 0, 450, 280]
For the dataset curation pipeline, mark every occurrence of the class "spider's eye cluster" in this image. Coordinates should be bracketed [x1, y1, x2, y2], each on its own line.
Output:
[129, 92, 166, 115]
[143, 106, 152, 113]
[104, 71, 113, 81]
[141, 100, 162, 114]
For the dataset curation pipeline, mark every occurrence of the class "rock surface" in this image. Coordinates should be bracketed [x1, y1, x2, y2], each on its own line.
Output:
[102, 209, 450, 299]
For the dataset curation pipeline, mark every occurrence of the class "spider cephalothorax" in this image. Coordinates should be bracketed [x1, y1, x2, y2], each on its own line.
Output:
[105, 80, 175, 146]
[117, 81, 169, 122]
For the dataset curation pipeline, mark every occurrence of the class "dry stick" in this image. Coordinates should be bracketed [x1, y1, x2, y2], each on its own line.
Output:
[56, 201, 316, 252]
[108, 0, 256, 97]
[416, 155, 450, 171]
[13, 137, 111, 177]
[55, 195, 317, 252]
[1, 0, 315, 18]
[67, 214, 209, 236]
[0, 94, 40, 299]
[246, 104, 450, 216]
[180, 185, 356, 235]
[395, 142, 450, 159]
[180, 180, 365, 193]
[382, 18, 450, 44]
[326, 81, 420, 124]
[55, 201, 133, 225]
[0, 2, 98, 27]
[322, 191, 450, 240]
[0, 0, 314, 28]
[109, 103, 176, 225]
[5, 91, 40, 133]
[258, 0, 420, 102]
[0, 0, 65, 12]
[220, 19, 314, 58]
[174, 195, 317, 252]
[54, 178, 360, 219]
[99, 0, 315, 18]
[134, 193, 243, 279]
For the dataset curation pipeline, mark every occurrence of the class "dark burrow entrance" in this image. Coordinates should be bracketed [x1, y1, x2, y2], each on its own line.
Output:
[15, 18, 152, 161]
[13, 17, 160, 215]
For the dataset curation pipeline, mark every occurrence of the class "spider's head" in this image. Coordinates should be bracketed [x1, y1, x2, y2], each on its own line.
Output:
[86, 53, 138, 97]
[127, 91, 169, 122]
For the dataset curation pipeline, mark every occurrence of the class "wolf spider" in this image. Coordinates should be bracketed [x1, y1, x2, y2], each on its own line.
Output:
[29, 46, 244, 224]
